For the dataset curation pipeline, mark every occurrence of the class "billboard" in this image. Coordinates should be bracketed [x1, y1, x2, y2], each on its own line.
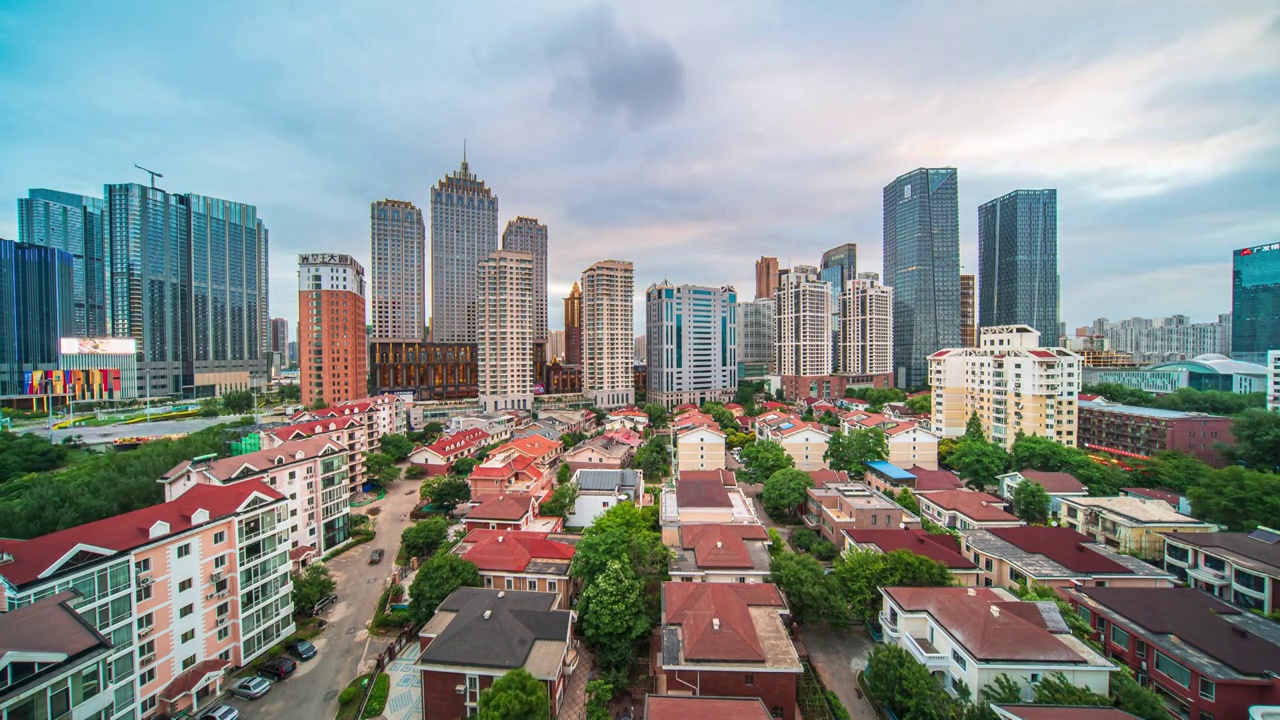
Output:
[60, 337, 137, 355]
[25, 369, 123, 399]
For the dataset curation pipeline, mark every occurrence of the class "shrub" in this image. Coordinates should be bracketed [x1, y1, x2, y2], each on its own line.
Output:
[405, 466, 426, 479]
[362, 673, 391, 719]
[339, 687, 357, 705]
[826, 691, 851, 720]
[790, 528, 819, 552]
[811, 539, 839, 562]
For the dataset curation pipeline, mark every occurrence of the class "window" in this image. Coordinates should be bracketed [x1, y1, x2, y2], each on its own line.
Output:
[182, 655, 196, 670]
[218, 626, 231, 641]
[137, 613, 154, 631]
[1110, 624, 1130, 649]
[140, 668, 156, 686]
[548, 580, 558, 593]
[1136, 640, 1147, 659]
[213, 530, 226, 544]
[1155, 651, 1191, 687]
[745, 674, 754, 685]
[178, 578, 193, 592]
[135, 558, 151, 573]
[1077, 605, 1092, 624]
[984, 558, 993, 572]
[1199, 677, 1215, 701]
[214, 555, 227, 569]
[506, 578, 514, 590]
[951, 649, 967, 670]
[181, 629, 195, 643]
[1030, 673, 1041, 683]
[141, 696, 157, 715]
[136, 584, 153, 602]
[177, 543, 191, 558]
[180, 604, 194, 618]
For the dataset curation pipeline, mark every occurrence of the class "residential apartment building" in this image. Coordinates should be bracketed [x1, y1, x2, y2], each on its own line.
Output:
[1066, 587, 1280, 720]
[803, 482, 921, 549]
[1092, 314, 1232, 364]
[261, 416, 368, 496]
[646, 282, 738, 409]
[1162, 528, 1280, 615]
[654, 583, 802, 720]
[1077, 400, 1235, 467]
[675, 426, 727, 472]
[839, 275, 893, 376]
[843, 529, 979, 585]
[297, 253, 367, 407]
[660, 472, 757, 541]
[883, 167, 961, 388]
[755, 256, 780, 300]
[978, 189, 1059, 343]
[17, 188, 107, 337]
[929, 325, 1081, 449]
[369, 199, 425, 342]
[775, 265, 832, 377]
[915, 491, 1022, 530]
[1058, 496, 1216, 560]
[368, 340, 477, 401]
[476, 250, 535, 412]
[738, 297, 775, 373]
[755, 411, 830, 471]
[561, 434, 635, 472]
[880, 587, 1112, 702]
[581, 260, 635, 408]
[430, 157, 499, 343]
[565, 469, 641, 528]
[451, 530, 576, 609]
[0, 482, 294, 720]
[501, 217, 548, 342]
[291, 395, 406, 488]
[959, 527, 1174, 591]
[564, 282, 582, 366]
[0, 238, 74, 396]
[840, 413, 938, 470]
[668, 524, 772, 583]
[960, 273, 976, 348]
[408, 428, 490, 476]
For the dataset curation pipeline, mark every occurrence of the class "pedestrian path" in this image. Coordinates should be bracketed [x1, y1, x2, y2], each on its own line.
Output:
[382, 643, 423, 720]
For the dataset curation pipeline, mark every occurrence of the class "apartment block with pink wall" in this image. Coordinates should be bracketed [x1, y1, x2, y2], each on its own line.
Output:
[289, 395, 407, 491]
[959, 526, 1176, 591]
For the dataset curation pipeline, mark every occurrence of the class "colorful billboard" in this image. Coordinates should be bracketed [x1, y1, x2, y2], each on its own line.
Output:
[60, 337, 137, 355]
[24, 369, 123, 399]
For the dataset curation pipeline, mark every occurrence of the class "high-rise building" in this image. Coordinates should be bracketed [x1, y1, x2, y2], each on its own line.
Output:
[581, 260, 634, 408]
[738, 297, 776, 371]
[978, 189, 1059, 342]
[17, 189, 107, 337]
[1267, 350, 1279, 412]
[430, 157, 498, 343]
[0, 239, 74, 396]
[548, 329, 566, 362]
[298, 253, 366, 407]
[1092, 314, 1231, 364]
[645, 282, 737, 408]
[368, 341, 477, 401]
[839, 275, 893, 376]
[1231, 244, 1280, 365]
[819, 243, 857, 299]
[775, 265, 832, 377]
[564, 282, 583, 366]
[960, 273, 977, 348]
[287, 340, 298, 365]
[634, 334, 647, 365]
[370, 199, 425, 341]
[502, 217, 548, 342]
[755, 256, 780, 300]
[271, 317, 290, 354]
[883, 167, 961, 388]
[476, 250, 535, 412]
[929, 325, 1080, 449]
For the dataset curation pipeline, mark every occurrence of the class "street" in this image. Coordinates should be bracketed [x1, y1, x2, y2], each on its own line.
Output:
[800, 625, 880, 720]
[224, 477, 423, 720]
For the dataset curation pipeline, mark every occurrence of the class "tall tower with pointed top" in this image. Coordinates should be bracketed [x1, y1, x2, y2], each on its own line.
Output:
[429, 155, 499, 343]
[564, 282, 583, 366]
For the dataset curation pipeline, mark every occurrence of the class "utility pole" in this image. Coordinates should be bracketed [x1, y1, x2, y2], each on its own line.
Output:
[46, 379, 54, 443]
[145, 368, 152, 423]
[134, 164, 163, 189]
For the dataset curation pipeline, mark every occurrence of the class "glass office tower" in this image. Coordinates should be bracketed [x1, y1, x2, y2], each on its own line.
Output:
[977, 189, 1059, 343]
[1232, 244, 1280, 365]
[17, 189, 107, 337]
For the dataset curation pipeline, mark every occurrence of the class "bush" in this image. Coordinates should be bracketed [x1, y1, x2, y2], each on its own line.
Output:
[811, 539, 839, 562]
[790, 528, 819, 552]
[826, 691, 851, 720]
[339, 687, 357, 705]
[405, 466, 426, 479]
[362, 673, 391, 719]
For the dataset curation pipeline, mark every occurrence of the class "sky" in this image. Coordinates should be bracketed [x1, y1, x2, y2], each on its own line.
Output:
[1, 1, 1277, 336]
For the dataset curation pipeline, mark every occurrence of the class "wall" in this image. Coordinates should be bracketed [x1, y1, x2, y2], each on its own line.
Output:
[665, 669, 798, 720]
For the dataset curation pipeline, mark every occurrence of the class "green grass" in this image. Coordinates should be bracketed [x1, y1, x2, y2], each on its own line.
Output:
[334, 673, 373, 720]
[361, 673, 391, 719]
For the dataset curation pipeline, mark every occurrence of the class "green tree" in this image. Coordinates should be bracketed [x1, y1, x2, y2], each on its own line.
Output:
[1010, 435, 1076, 472]
[633, 436, 672, 481]
[560, 431, 588, 448]
[726, 430, 755, 450]
[1188, 465, 1280, 531]
[311, 398, 328, 410]
[366, 452, 395, 477]
[540, 481, 578, 518]
[556, 463, 573, 484]
[0, 433, 71, 482]
[291, 564, 336, 615]
[429, 477, 472, 515]
[895, 488, 920, 514]
[740, 440, 794, 484]
[767, 551, 850, 628]
[584, 679, 613, 720]
[963, 412, 986, 442]
[824, 427, 889, 472]
[1109, 669, 1168, 720]
[818, 410, 840, 427]
[864, 644, 960, 720]
[452, 457, 478, 477]
[700, 402, 738, 431]
[832, 549, 953, 622]
[1129, 451, 1211, 493]
[1011, 480, 1051, 524]
[766, 528, 785, 556]
[577, 559, 651, 670]
[380, 433, 415, 463]
[950, 439, 1008, 491]
[904, 394, 931, 415]
[789, 528, 819, 552]
[221, 390, 254, 414]
[198, 398, 221, 417]
[570, 503, 668, 590]
[1082, 382, 1154, 407]
[801, 406, 815, 422]
[1223, 408, 1280, 472]
[401, 516, 450, 558]
[937, 438, 960, 469]
[761, 469, 813, 523]
[980, 674, 1023, 705]
[642, 403, 669, 429]
[407, 553, 481, 623]
[1033, 673, 1109, 705]
[476, 668, 550, 720]
[279, 384, 302, 402]
[405, 465, 427, 479]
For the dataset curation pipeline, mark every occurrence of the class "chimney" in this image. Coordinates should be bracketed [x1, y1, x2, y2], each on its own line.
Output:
[484, 610, 492, 620]
[716, 541, 723, 549]
[990, 606, 1000, 618]
[712, 618, 720, 631]
[497, 591, 505, 598]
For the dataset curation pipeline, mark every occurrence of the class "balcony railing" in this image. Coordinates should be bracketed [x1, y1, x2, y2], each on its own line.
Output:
[904, 633, 948, 668]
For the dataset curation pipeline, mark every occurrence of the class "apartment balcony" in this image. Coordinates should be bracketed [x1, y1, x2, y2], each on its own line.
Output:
[1185, 565, 1229, 586]
[904, 633, 948, 669]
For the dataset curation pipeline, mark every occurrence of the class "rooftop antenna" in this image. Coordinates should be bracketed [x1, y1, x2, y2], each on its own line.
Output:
[134, 164, 163, 189]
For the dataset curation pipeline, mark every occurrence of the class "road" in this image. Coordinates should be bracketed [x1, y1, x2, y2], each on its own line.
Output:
[17, 416, 254, 445]
[800, 625, 880, 720]
[225, 476, 423, 720]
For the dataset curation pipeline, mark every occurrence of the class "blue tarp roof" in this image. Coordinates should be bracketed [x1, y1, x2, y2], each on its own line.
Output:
[864, 460, 914, 480]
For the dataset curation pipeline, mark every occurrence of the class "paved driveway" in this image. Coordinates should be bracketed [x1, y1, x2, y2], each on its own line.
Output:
[223, 478, 423, 720]
[800, 625, 880, 720]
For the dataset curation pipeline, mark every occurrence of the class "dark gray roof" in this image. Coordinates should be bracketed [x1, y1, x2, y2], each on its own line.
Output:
[576, 469, 639, 492]
[422, 588, 571, 669]
[1164, 531, 1280, 577]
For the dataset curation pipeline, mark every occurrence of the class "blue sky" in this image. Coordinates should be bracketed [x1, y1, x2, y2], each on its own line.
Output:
[1, 1, 1277, 333]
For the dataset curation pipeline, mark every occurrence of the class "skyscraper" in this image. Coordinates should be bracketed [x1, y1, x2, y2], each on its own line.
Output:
[370, 199, 425, 341]
[430, 157, 498, 343]
[564, 282, 582, 366]
[271, 317, 290, 354]
[646, 282, 737, 408]
[960, 274, 977, 348]
[17, 189, 107, 337]
[775, 265, 832, 377]
[477, 250, 535, 412]
[581, 260, 634, 408]
[819, 243, 857, 296]
[502, 217, 548, 342]
[839, 275, 893, 376]
[298, 253, 366, 407]
[738, 297, 776, 371]
[883, 167, 961, 388]
[755, 256, 780, 300]
[548, 329, 566, 362]
[1232, 244, 1280, 364]
[0, 239, 74, 396]
[978, 189, 1059, 343]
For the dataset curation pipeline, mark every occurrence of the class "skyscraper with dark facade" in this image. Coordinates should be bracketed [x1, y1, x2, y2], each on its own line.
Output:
[370, 199, 426, 341]
[564, 282, 582, 366]
[271, 317, 289, 353]
[502, 217, 549, 342]
[1232, 243, 1280, 365]
[430, 157, 498, 343]
[977, 189, 1059, 344]
[819, 243, 857, 297]
[0, 239, 74, 396]
[17, 189, 107, 337]
[882, 168, 961, 388]
[960, 274, 977, 348]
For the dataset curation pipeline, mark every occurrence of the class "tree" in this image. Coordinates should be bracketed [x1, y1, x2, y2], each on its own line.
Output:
[1223, 408, 1280, 472]
[401, 516, 450, 558]
[950, 439, 1008, 491]
[1082, 382, 1154, 407]
[584, 679, 613, 720]
[1109, 669, 1168, 720]
[560, 431, 588, 448]
[980, 674, 1023, 706]
[380, 433, 414, 463]
[452, 457, 478, 477]
[633, 436, 671, 481]
[864, 644, 960, 720]
[832, 549, 953, 622]
[540, 481, 578, 518]
[767, 551, 850, 628]
[1033, 673, 1109, 706]
[895, 488, 920, 514]
[1129, 451, 1211, 493]
[642, 403, 669, 429]
[824, 428, 888, 472]
[801, 406, 815, 422]
[279, 384, 302, 402]
[291, 564, 336, 615]
[405, 465, 426, 479]
[937, 438, 960, 469]
[790, 528, 820, 552]
[221, 390, 254, 414]
[429, 477, 473, 515]
[740, 440, 794, 484]
[570, 503, 669, 590]
[311, 398, 328, 410]
[198, 398, 221, 417]
[766, 528, 785, 556]
[556, 463, 573, 484]
[407, 553, 482, 623]
[1010, 435, 1076, 472]
[366, 452, 395, 477]
[726, 430, 755, 450]
[1188, 465, 1280, 531]
[761, 469, 813, 523]
[476, 668, 550, 720]
[963, 412, 986, 442]
[905, 394, 931, 415]
[0, 433, 71, 483]
[818, 410, 840, 427]
[1011, 480, 1051, 525]
[577, 559, 651, 670]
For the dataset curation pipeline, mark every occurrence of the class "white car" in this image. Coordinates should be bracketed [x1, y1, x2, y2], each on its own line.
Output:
[199, 705, 240, 720]
[229, 676, 272, 699]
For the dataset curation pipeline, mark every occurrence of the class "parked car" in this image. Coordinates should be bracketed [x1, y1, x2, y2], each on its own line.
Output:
[369, 548, 385, 564]
[199, 705, 240, 720]
[229, 677, 272, 700]
[286, 639, 317, 660]
[258, 657, 297, 681]
[308, 592, 338, 616]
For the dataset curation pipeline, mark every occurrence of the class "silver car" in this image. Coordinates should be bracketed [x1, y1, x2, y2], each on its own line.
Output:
[229, 676, 272, 699]
[199, 705, 240, 720]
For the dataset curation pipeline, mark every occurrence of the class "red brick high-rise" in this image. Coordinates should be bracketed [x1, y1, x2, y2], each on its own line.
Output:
[564, 281, 582, 366]
[298, 253, 367, 407]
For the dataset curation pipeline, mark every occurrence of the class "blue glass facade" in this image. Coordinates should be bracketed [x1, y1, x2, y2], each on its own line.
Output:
[977, 189, 1059, 343]
[1232, 244, 1280, 364]
[0, 238, 74, 395]
[17, 189, 107, 337]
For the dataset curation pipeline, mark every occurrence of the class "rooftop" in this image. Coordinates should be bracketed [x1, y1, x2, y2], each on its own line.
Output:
[164, 436, 346, 483]
[418, 588, 571, 677]
[904, 466, 965, 492]
[1163, 528, 1280, 578]
[918, 491, 1020, 523]
[1063, 495, 1209, 525]
[679, 469, 737, 486]
[645, 696, 772, 720]
[992, 706, 1141, 720]
[808, 469, 853, 488]
[809, 483, 900, 514]
[1078, 400, 1219, 421]
[465, 493, 535, 521]
[671, 524, 771, 573]
[456, 530, 575, 574]
[575, 468, 640, 492]
[0, 591, 110, 669]
[676, 477, 733, 508]
[865, 460, 914, 481]
[1010, 470, 1087, 495]
[267, 416, 362, 442]
[661, 582, 799, 670]
[965, 527, 1171, 579]
[1119, 487, 1184, 507]
[843, 529, 976, 570]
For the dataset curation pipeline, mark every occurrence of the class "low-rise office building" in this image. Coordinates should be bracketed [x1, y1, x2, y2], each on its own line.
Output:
[1077, 400, 1236, 467]
[1162, 528, 1280, 615]
[1059, 496, 1216, 560]
[916, 491, 1023, 530]
[959, 527, 1174, 590]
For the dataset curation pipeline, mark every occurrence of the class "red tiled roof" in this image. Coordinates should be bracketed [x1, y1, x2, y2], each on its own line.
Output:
[160, 658, 230, 701]
[1120, 487, 1183, 506]
[1078, 394, 1102, 402]
[465, 494, 534, 521]
[422, 428, 490, 457]
[1028, 350, 1056, 359]
[777, 421, 829, 438]
[170, 436, 345, 482]
[986, 527, 1131, 575]
[676, 478, 733, 508]
[920, 491, 1019, 522]
[929, 350, 951, 358]
[268, 417, 362, 441]
[843, 529, 977, 570]
[663, 582, 785, 662]
[460, 530, 575, 572]
[808, 469, 852, 488]
[646, 696, 772, 720]
[497, 435, 562, 459]
[905, 466, 964, 492]
[990, 706, 1140, 720]
[679, 525, 764, 569]
[678, 469, 737, 486]
[0, 481, 283, 587]
[677, 424, 725, 438]
[1017, 470, 1087, 494]
[289, 546, 318, 562]
[601, 428, 643, 447]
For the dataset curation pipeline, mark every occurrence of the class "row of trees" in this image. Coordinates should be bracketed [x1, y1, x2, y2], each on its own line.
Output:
[0, 432, 74, 483]
[1084, 382, 1266, 416]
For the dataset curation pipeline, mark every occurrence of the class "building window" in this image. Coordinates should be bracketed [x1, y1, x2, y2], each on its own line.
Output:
[1110, 624, 1130, 649]
[1155, 651, 1192, 687]
[141, 696, 157, 715]
[951, 649, 967, 671]
[182, 655, 196, 670]
[215, 555, 227, 569]
[214, 530, 227, 544]
[181, 629, 195, 644]
[136, 584, 153, 602]
[218, 626, 230, 641]
[506, 578, 514, 590]
[135, 558, 151, 573]
[140, 668, 156, 686]
[137, 612, 154, 631]
[1135, 640, 1147, 658]
[744, 674, 754, 686]
[178, 578, 193, 592]
[1199, 677, 1215, 701]
[177, 544, 191, 558]
[180, 604, 194, 618]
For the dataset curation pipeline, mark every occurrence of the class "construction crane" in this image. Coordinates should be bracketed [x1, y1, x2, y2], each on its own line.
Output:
[134, 164, 163, 188]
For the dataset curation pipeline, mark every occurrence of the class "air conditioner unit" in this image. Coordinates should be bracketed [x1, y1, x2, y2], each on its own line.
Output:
[217, 590, 228, 598]
[207, 593, 217, 600]
[216, 616, 228, 627]
[210, 571, 224, 582]
[139, 626, 154, 638]
[141, 654, 156, 666]
[138, 575, 153, 587]
[455, 685, 466, 695]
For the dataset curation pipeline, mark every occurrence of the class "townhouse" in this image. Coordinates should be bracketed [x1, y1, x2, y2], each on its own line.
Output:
[654, 583, 803, 720]
[842, 529, 980, 585]
[565, 469, 641, 528]
[496, 435, 564, 469]
[863, 461, 964, 496]
[842, 412, 940, 470]
[879, 587, 1113, 702]
[461, 494, 561, 534]
[668, 524, 772, 584]
[561, 435, 634, 472]
[754, 413, 831, 471]
[916, 491, 1023, 531]
[451, 530, 577, 609]
[602, 407, 649, 432]
[260, 416, 368, 490]
[803, 482, 921, 549]
[660, 472, 757, 543]
[408, 428, 490, 476]
[1162, 527, 1280, 615]
[645, 696, 773, 720]
[995, 470, 1088, 518]
[449, 411, 515, 444]
[676, 425, 727, 472]
[1059, 496, 1216, 560]
[1066, 587, 1280, 720]
[0, 482, 293, 720]
[466, 448, 553, 504]
[0, 591, 115, 720]
[959, 527, 1174, 591]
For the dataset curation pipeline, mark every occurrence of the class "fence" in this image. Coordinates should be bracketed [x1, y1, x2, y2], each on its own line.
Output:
[354, 622, 423, 720]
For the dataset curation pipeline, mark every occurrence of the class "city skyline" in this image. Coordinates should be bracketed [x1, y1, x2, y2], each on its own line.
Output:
[0, 3, 1271, 334]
